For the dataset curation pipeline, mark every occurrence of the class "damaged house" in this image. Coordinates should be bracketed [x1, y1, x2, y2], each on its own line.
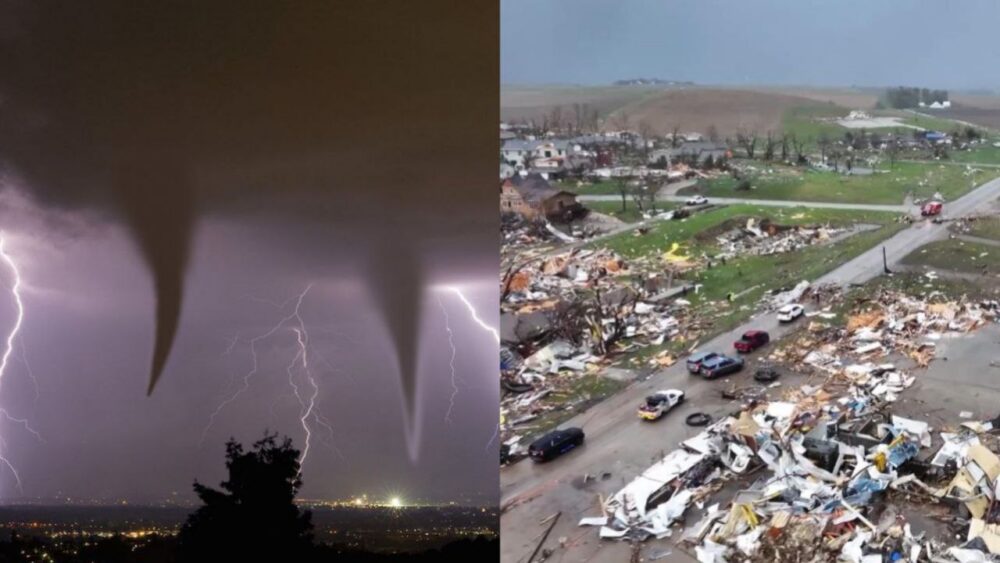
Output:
[500, 174, 585, 222]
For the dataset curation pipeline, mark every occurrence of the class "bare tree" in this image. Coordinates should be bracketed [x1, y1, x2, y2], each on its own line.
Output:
[671, 125, 682, 148]
[707, 124, 719, 143]
[789, 134, 807, 164]
[629, 180, 657, 214]
[885, 138, 900, 169]
[573, 103, 583, 134]
[763, 131, 777, 161]
[616, 177, 630, 212]
[817, 133, 831, 162]
[549, 105, 563, 133]
[737, 130, 758, 159]
[638, 119, 654, 161]
[780, 134, 789, 162]
[611, 110, 631, 133]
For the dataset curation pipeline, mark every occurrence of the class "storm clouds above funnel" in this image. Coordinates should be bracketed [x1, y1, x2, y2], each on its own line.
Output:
[0, 2, 497, 401]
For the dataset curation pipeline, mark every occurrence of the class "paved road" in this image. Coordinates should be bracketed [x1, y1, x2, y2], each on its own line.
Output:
[579, 193, 912, 213]
[499, 176, 1000, 563]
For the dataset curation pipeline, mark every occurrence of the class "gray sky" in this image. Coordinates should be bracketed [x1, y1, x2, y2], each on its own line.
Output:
[502, 0, 1000, 90]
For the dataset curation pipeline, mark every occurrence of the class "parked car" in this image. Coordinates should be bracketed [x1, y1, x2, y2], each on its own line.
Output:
[637, 389, 685, 421]
[734, 330, 770, 353]
[700, 355, 745, 378]
[686, 195, 708, 206]
[921, 201, 943, 217]
[687, 351, 719, 374]
[528, 428, 585, 462]
[777, 303, 805, 323]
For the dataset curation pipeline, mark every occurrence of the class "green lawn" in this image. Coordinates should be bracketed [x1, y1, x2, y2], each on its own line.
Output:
[589, 204, 906, 362]
[585, 200, 675, 223]
[781, 105, 849, 147]
[682, 162, 999, 204]
[901, 239, 1000, 273]
[950, 144, 1000, 165]
[595, 204, 904, 259]
[893, 111, 964, 133]
[965, 217, 1000, 240]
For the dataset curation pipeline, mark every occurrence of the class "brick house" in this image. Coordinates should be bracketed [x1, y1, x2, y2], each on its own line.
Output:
[500, 174, 582, 221]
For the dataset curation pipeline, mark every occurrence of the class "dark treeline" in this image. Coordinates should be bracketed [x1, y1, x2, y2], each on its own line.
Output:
[880, 86, 949, 108]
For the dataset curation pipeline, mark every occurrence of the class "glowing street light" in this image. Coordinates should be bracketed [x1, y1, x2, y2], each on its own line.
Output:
[389, 497, 402, 508]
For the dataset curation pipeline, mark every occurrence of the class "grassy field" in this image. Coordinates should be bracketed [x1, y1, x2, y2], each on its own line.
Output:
[584, 200, 675, 223]
[781, 105, 850, 145]
[901, 239, 1000, 273]
[682, 162, 998, 204]
[965, 217, 1000, 240]
[950, 144, 1000, 165]
[589, 204, 906, 363]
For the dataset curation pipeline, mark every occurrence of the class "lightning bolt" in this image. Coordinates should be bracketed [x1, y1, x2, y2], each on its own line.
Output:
[0, 235, 42, 493]
[203, 284, 340, 469]
[0, 236, 24, 391]
[437, 297, 459, 424]
[441, 286, 501, 451]
[444, 287, 500, 344]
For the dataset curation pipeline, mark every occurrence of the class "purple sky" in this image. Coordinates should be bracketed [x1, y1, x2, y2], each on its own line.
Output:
[0, 190, 498, 505]
[0, 3, 498, 506]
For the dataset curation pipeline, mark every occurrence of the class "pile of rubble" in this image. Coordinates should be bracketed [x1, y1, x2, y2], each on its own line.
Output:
[579, 289, 1000, 562]
[500, 247, 715, 451]
[714, 218, 852, 260]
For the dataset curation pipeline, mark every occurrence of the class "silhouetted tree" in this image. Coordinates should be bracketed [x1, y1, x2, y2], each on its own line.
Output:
[178, 433, 314, 562]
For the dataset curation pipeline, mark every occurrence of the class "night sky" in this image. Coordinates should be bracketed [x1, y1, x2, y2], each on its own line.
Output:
[0, 2, 498, 504]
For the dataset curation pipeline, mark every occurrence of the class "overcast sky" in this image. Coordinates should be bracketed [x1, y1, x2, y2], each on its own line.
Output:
[502, 0, 1000, 90]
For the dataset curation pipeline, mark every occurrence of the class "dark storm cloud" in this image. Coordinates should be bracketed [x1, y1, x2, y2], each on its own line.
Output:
[0, 1, 497, 413]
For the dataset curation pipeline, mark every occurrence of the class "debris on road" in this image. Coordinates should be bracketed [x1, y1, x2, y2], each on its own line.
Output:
[578, 287, 1000, 560]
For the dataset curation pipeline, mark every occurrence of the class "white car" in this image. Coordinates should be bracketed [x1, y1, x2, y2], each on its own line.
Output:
[777, 303, 805, 323]
[686, 195, 708, 206]
[637, 389, 685, 421]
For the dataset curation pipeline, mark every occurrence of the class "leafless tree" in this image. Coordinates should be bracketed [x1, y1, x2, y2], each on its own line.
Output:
[763, 131, 777, 161]
[638, 119, 654, 161]
[790, 134, 807, 164]
[885, 138, 900, 169]
[780, 134, 789, 162]
[737, 130, 758, 159]
[817, 133, 831, 162]
[573, 103, 583, 134]
[707, 125, 719, 143]
[671, 125, 682, 148]
[616, 177, 630, 212]
[611, 110, 631, 132]
[549, 105, 563, 133]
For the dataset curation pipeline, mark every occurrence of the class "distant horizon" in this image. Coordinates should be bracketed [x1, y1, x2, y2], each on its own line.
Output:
[500, 82, 999, 96]
[502, 0, 1000, 90]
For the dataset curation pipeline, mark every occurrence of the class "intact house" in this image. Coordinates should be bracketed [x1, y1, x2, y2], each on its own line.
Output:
[500, 174, 584, 222]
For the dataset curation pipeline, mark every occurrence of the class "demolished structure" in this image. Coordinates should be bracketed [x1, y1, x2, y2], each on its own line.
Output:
[579, 289, 1000, 562]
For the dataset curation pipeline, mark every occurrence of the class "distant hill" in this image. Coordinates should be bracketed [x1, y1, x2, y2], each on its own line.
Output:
[613, 78, 695, 86]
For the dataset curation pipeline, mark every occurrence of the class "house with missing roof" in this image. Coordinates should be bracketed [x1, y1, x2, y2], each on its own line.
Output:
[500, 173, 582, 221]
